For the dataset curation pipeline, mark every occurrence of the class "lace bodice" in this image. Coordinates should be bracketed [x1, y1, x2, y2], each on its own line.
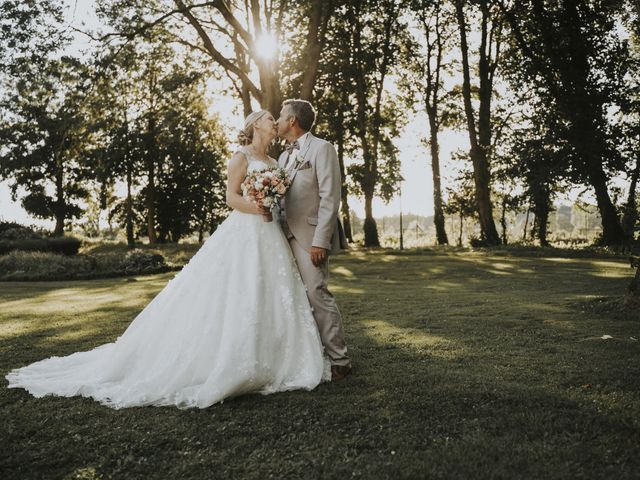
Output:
[240, 146, 277, 172]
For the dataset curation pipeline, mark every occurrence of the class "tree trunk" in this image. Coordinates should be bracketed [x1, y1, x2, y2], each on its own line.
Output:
[585, 160, 624, 245]
[145, 70, 157, 244]
[534, 198, 550, 247]
[171, 227, 181, 243]
[146, 116, 157, 244]
[299, 0, 330, 101]
[628, 262, 640, 299]
[364, 193, 380, 247]
[198, 225, 204, 243]
[427, 110, 448, 245]
[125, 164, 135, 248]
[240, 85, 252, 118]
[500, 197, 508, 245]
[530, 215, 537, 241]
[523, 207, 530, 240]
[455, 0, 501, 245]
[53, 156, 65, 236]
[124, 109, 135, 248]
[458, 214, 464, 246]
[258, 67, 282, 115]
[537, 215, 549, 246]
[336, 110, 352, 242]
[621, 155, 639, 239]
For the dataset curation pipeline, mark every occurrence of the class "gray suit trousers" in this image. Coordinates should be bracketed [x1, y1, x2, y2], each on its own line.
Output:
[289, 237, 350, 367]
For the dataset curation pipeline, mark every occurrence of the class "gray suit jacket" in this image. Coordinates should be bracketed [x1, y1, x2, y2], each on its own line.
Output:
[278, 133, 348, 253]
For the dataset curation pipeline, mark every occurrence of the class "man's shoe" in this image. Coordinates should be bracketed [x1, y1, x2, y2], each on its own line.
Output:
[331, 364, 352, 382]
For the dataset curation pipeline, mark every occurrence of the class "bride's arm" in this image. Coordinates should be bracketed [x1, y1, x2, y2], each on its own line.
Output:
[226, 152, 264, 215]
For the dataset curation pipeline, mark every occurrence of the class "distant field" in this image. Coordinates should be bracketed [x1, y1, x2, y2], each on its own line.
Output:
[1, 249, 638, 479]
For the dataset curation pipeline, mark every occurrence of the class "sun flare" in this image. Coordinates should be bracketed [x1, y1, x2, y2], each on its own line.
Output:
[254, 32, 278, 60]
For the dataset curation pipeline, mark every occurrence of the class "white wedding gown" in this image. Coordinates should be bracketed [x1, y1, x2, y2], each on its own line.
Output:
[6, 154, 329, 409]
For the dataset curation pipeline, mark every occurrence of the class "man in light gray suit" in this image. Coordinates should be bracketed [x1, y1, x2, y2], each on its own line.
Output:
[276, 99, 351, 381]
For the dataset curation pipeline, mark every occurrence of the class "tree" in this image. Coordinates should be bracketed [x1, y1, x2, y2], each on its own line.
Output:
[87, 33, 228, 244]
[313, 1, 372, 244]
[87, 42, 145, 247]
[454, 0, 502, 245]
[153, 72, 228, 242]
[346, 0, 405, 247]
[0, 0, 67, 76]
[96, 0, 335, 115]
[402, 0, 461, 245]
[500, 0, 630, 245]
[510, 137, 565, 247]
[618, 3, 640, 240]
[444, 172, 477, 246]
[496, 192, 521, 245]
[314, 66, 356, 243]
[0, 57, 94, 235]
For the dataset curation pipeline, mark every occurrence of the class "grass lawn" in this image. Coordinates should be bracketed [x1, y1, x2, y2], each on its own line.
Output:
[1, 248, 639, 479]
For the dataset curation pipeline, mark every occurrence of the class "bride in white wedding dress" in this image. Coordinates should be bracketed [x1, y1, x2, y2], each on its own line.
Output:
[6, 110, 328, 409]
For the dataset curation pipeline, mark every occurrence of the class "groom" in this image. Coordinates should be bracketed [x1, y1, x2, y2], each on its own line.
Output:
[276, 99, 352, 381]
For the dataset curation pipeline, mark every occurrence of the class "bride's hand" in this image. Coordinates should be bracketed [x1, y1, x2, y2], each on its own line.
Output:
[255, 205, 269, 215]
[255, 205, 272, 219]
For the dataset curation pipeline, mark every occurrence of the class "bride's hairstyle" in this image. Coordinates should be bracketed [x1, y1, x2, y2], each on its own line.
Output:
[237, 110, 269, 146]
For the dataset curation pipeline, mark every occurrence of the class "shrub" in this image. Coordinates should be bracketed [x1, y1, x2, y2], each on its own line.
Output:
[0, 251, 96, 280]
[0, 222, 42, 241]
[0, 239, 42, 254]
[120, 250, 168, 274]
[0, 250, 173, 281]
[45, 236, 82, 255]
[469, 236, 490, 248]
[0, 222, 82, 255]
[0, 236, 81, 255]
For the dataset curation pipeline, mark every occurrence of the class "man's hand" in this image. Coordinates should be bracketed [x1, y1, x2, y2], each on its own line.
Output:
[310, 246, 328, 267]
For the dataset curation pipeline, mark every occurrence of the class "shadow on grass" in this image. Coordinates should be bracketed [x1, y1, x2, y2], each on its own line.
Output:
[3, 313, 639, 479]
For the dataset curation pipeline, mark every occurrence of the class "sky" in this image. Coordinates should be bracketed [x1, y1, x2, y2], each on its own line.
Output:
[0, 1, 586, 229]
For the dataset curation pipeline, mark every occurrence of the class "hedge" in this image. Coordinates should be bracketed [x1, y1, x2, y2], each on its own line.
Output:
[0, 249, 177, 281]
[0, 236, 81, 255]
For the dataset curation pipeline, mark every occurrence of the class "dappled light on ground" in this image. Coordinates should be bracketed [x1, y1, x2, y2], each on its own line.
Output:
[331, 266, 355, 278]
[361, 319, 465, 360]
[0, 274, 176, 345]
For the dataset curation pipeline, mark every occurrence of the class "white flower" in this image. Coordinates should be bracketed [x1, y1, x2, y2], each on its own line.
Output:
[263, 197, 273, 207]
[254, 181, 263, 190]
[264, 171, 273, 178]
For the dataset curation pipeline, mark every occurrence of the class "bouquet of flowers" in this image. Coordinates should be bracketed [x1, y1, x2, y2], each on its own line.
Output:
[241, 166, 291, 222]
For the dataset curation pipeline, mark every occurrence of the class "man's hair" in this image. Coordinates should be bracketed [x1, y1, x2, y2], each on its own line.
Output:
[283, 99, 316, 132]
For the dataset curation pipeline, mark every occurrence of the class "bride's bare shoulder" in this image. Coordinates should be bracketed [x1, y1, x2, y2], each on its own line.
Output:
[227, 150, 249, 174]
[229, 149, 248, 165]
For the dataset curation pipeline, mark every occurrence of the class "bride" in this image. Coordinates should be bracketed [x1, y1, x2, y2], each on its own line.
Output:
[6, 110, 329, 409]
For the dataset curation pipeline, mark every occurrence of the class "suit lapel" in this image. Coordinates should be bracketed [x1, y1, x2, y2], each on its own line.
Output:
[288, 133, 315, 183]
[278, 150, 287, 169]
